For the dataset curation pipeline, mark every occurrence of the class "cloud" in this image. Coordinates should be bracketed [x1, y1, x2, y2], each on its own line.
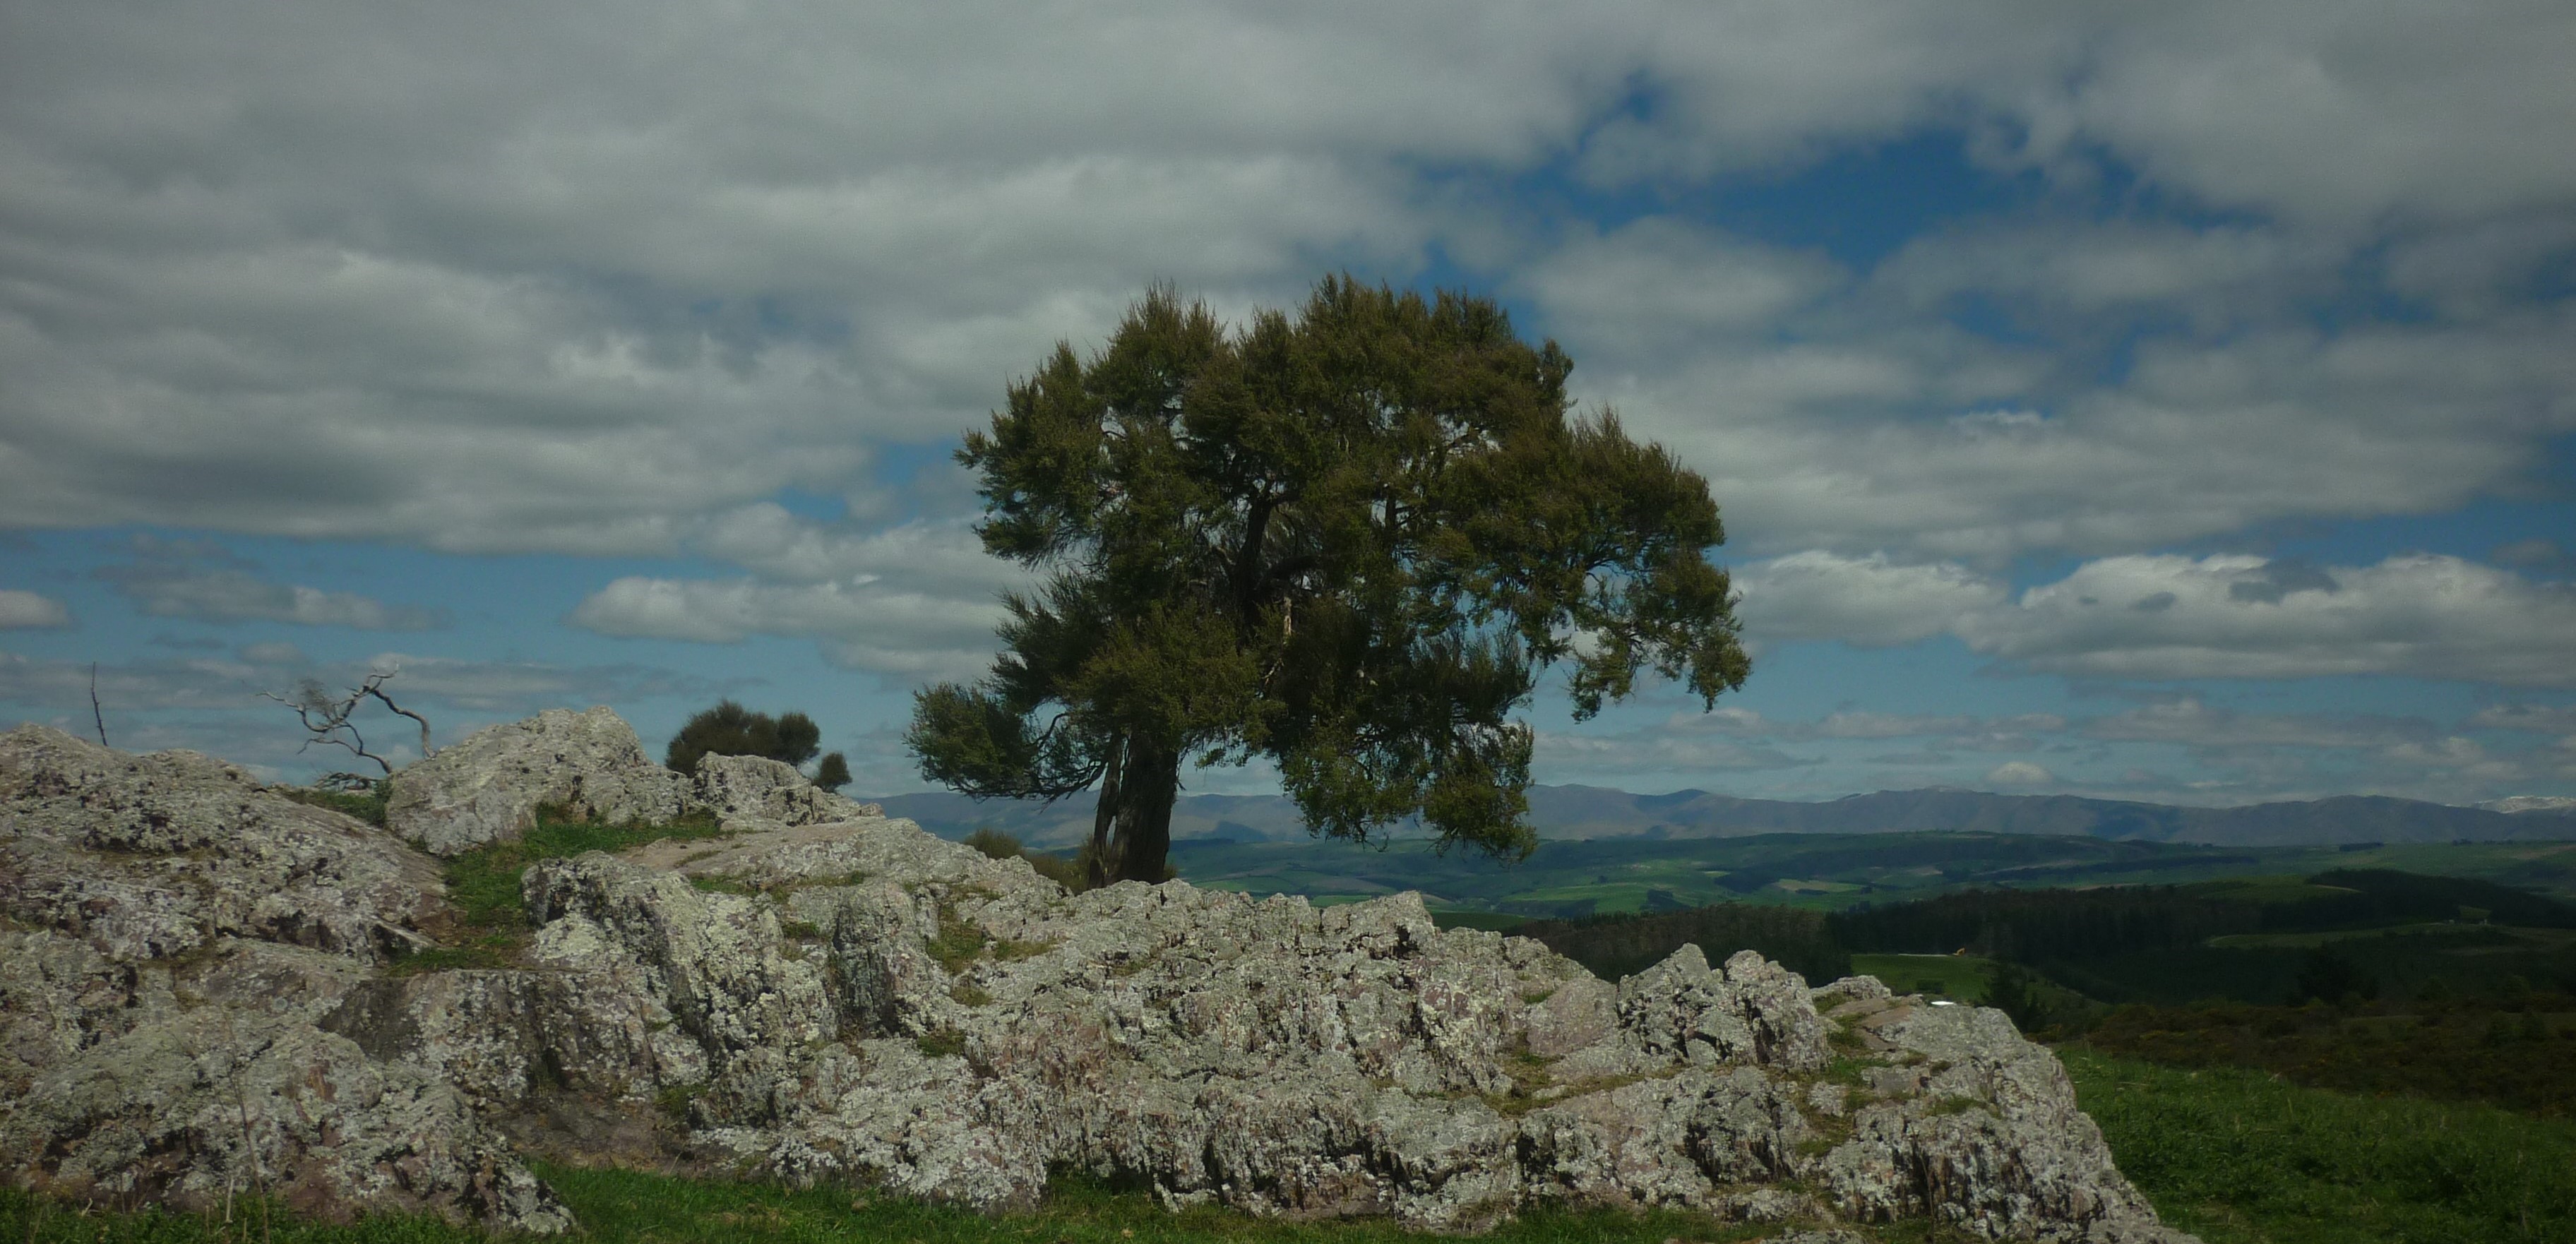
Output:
[0, 590, 71, 628]
[2080, 698, 2438, 750]
[95, 542, 443, 629]
[1730, 551, 2006, 647]
[0, 648, 720, 716]
[571, 576, 1005, 678]
[1, 1, 2568, 566]
[1984, 760, 2053, 786]
[1953, 554, 2576, 686]
[2467, 704, 2576, 734]
[1731, 550, 2576, 688]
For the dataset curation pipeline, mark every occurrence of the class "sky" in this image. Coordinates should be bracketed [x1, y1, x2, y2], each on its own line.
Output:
[3, 1, 2573, 810]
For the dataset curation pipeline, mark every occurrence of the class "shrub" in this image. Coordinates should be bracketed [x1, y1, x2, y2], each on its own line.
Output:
[664, 700, 823, 775]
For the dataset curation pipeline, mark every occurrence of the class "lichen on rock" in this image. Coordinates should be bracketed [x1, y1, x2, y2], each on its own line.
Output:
[1, 712, 2198, 1243]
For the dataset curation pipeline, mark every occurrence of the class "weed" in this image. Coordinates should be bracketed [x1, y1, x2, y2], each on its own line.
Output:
[915, 1029, 967, 1059]
[951, 982, 994, 1007]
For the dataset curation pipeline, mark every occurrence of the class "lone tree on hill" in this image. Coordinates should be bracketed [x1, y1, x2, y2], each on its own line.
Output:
[667, 700, 846, 786]
[907, 277, 1750, 888]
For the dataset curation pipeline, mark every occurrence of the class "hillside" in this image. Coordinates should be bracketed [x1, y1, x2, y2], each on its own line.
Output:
[871, 784, 2576, 849]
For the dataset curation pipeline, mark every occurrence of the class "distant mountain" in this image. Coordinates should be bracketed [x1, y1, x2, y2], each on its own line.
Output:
[865, 784, 2576, 849]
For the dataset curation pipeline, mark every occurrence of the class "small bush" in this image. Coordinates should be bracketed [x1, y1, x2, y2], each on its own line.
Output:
[665, 700, 822, 775]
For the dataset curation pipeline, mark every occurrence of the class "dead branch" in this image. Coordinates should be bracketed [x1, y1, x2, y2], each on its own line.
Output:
[261, 669, 434, 776]
[89, 662, 109, 748]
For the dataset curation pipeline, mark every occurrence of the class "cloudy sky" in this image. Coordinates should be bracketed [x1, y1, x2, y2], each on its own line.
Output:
[4, 0, 2572, 808]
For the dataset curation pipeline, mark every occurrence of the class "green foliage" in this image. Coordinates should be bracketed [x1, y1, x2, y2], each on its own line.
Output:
[2065, 1048, 2576, 1244]
[910, 278, 1749, 886]
[1515, 902, 1849, 983]
[812, 750, 851, 791]
[962, 827, 1023, 860]
[665, 700, 823, 776]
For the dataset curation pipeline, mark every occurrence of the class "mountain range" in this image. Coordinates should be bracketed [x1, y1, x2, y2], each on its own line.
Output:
[865, 784, 2576, 850]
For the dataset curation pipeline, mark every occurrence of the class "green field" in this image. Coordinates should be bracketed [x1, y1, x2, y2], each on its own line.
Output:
[2064, 1050, 2576, 1244]
[1173, 833, 2576, 920]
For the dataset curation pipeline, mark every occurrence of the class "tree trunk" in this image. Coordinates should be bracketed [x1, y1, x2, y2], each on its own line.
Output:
[1106, 739, 1180, 885]
[1085, 736, 1126, 890]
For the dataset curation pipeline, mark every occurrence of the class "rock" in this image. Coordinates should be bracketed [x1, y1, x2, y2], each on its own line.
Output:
[0, 726, 570, 1233]
[691, 753, 881, 827]
[1, 707, 2200, 1243]
[1, 725, 445, 964]
[386, 707, 690, 855]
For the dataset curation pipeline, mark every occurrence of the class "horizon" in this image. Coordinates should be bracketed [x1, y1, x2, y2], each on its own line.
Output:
[4, 4, 2572, 810]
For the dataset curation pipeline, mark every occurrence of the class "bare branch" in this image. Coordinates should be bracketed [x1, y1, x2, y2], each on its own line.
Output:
[89, 662, 109, 749]
[260, 668, 432, 777]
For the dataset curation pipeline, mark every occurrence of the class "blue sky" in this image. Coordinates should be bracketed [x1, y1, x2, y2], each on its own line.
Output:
[4, 1, 2573, 808]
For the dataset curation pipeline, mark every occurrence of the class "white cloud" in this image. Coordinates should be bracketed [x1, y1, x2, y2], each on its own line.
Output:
[2467, 704, 2576, 734]
[1731, 551, 2005, 646]
[1984, 760, 2053, 786]
[2080, 698, 2437, 750]
[1, 1, 2567, 564]
[0, 590, 71, 628]
[1955, 554, 2576, 686]
[570, 577, 1005, 678]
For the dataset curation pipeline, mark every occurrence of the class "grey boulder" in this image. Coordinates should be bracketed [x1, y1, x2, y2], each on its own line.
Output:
[386, 706, 689, 855]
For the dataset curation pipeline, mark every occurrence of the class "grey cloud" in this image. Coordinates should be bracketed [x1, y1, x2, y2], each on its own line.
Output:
[1731, 549, 2576, 688]
[0, 590, 71, 628]
[95, 544, 443, 630]
[1952, 553, 2576, 686]
[0, 647, 721, 717]
[2225, 558, 2339, 605]
[1, 1, 2569, 568]
[102, 567, 444, 630]
[2080, 698, 2439, 750]
[2467, 704, 2576, 734]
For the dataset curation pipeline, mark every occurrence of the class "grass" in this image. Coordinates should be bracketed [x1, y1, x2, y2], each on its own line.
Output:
[23, 1055, 2576, 1244]
[0, 1165, 1935, 1244]
[1851, 953, 1994, 1001]
[2063, 1047, 2576, 1244]
[427, 806, 731, 954]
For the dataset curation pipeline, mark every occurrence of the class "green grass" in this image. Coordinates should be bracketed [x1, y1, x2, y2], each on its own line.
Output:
[0, 1165, 1942, 1244]
[431, 806, 731, 947]
[1852, 952, 1995, 1001]
[2063, 1048, 2576, 1244]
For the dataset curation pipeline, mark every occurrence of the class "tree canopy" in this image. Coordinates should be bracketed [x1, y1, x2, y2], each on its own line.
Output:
[907, 277, 1749, 887]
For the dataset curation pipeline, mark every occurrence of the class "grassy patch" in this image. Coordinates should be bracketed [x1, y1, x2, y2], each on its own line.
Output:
[1852, 953, 1992, 1002]
[2080, 997, 2576, 1116]
[2064, 1047, 2576, 1244]
[437, 807, 729, 947]
[276, 779, 389, 827]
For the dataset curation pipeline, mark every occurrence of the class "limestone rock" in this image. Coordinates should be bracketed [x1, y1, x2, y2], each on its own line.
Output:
[1, 725, 445, 964]
[0, 726, 571, 1233]
[386, 707, 689, 855]
[691, 753, 881, 826]
[2, 707, 2201, 1243]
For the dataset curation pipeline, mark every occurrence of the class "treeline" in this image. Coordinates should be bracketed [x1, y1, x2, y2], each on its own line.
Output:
[1516, 904, 1849, 983]
[1515, 869, 2576, 997]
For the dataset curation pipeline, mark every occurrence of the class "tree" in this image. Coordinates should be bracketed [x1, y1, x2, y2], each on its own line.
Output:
[907, 277, 1750, 888]
[665, 700, 828, 775]
[813, 751, 853, 791]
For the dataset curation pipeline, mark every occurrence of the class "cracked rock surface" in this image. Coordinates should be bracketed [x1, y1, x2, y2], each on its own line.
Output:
[3, 714, 2196, 1242]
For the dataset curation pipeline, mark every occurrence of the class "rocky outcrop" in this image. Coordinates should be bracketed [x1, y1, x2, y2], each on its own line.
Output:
[0, 725, 571, 1232]
[386, 706, 689, 855]
[690, 752, 881, 827]
[2, 712, 2198, 1243]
